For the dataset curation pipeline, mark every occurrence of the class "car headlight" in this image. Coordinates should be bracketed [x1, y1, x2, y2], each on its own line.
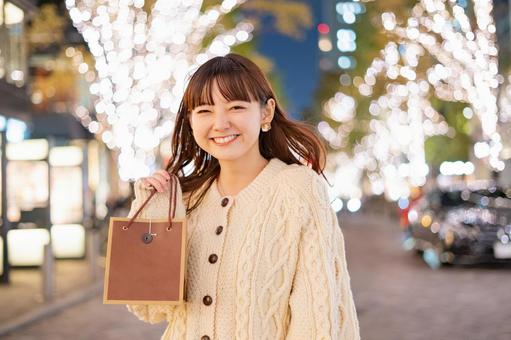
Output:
[444, 229, 455, 247]
[408, 209, 418, 223]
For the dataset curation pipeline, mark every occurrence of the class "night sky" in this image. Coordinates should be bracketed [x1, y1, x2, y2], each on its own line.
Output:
[257, 0, 322, 120]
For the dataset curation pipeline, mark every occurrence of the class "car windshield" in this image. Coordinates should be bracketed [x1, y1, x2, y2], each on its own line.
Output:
[427, 188, 511, 209]
[425, 191, 465, 210]
[472, 189, 508, 198]
[440, 191, 465, 207]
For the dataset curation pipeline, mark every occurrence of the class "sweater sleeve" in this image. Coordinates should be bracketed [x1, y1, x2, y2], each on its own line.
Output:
[285, 173, 360, 340]
[124, 178, 182, 325]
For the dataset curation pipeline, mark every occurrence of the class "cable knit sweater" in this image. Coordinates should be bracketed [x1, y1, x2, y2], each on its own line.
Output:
[125, 157, 360, 340]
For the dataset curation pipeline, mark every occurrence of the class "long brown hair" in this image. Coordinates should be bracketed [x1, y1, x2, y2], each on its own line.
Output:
[165, 53, 327, 215]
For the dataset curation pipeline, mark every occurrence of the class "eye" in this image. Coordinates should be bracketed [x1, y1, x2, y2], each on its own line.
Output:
[195, 108, 211, 114]
[231, 105, 245, 110]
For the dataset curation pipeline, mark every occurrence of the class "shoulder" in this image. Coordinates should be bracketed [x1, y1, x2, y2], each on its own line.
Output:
[275, 163, 330, 203]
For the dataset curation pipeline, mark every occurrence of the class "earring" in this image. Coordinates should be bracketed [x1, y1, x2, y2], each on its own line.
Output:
[261, 122, 271, 132]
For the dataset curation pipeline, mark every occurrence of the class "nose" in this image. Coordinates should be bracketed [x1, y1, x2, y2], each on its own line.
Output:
[212, 108, 230, 131]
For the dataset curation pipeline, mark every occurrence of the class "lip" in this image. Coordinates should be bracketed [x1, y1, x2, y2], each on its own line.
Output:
[210, 134, 240, 146]
[210, 134, 240, 139]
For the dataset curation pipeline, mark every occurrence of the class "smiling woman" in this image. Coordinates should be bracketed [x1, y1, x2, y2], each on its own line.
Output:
[127, 53, 360, 340]
[189, 81, 274, 175]
[167, 53, 327, 213]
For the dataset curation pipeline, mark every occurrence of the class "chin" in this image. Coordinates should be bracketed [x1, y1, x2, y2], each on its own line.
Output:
[199, 137, 258, 162]
[210, 151, 248, 162]
[205, 145, 250, 162]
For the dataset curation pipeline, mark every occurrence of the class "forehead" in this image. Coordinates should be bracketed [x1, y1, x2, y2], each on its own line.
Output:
[184, 67, 264, 111]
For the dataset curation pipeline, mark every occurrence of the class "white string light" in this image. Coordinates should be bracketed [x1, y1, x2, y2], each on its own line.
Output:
[319, 0, 506, 203]
[65, 0, 253, 180]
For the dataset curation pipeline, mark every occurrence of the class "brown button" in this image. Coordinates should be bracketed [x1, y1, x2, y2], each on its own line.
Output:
[221, 197, 229, 207]
[201, 336, 210, 340]
[208, 254, 218, 264]
[203, 295, 213, 306]
[215, 226, 223, 235]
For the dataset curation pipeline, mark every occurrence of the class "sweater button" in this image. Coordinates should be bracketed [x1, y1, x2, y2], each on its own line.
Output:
[201, 336, 210, 340]
[208, 254, 218, 264]
[203, 295, 213, 306]
[215, 226, 223, 235]
[221, 197, 229, 207]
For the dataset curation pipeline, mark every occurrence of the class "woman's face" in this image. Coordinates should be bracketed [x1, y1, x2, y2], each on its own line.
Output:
[189, 80, 274, 163]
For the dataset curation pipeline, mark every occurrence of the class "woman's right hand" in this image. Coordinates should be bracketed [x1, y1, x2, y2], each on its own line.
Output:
[139, 170, 172, 193]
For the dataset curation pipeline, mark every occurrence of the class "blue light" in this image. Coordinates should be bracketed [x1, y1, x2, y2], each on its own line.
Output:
[0, 116, 6, 131]
[423, 249, 441, 269]
[336, 2, 365, 15]
[6, 118, 27, 142]
[338, 56, 355, 69]
[402, 237, 415, 251]
[398, 198, 409, 209]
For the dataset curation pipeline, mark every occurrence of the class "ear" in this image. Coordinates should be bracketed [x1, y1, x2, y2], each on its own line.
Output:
[261, 98, 276, 123]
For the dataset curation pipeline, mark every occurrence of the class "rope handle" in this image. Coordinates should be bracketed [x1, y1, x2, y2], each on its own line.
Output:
[124, 173, 178, 230]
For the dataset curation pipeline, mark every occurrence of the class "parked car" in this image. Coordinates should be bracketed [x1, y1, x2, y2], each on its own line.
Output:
[403, 182, 511, 266]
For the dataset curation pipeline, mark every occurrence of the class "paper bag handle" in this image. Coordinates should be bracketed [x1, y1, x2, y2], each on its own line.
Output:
[124, 173, 178, 229]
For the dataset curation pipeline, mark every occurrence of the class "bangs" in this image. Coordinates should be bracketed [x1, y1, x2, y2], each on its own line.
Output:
[184, 57, 267, 111]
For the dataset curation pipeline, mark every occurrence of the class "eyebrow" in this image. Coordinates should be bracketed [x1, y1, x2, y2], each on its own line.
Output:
[195, 100, 248, 108]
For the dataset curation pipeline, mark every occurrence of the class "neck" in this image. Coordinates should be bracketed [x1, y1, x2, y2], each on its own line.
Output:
[217, 154, 269, 197]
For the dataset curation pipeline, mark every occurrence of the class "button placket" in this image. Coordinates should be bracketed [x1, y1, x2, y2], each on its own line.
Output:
[199, 196, 233, 339]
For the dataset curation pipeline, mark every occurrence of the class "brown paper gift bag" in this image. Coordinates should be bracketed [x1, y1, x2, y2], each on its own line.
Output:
[103, 175, 186, 305]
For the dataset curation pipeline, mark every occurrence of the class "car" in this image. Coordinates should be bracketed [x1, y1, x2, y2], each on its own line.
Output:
[403, 183, 511, 267]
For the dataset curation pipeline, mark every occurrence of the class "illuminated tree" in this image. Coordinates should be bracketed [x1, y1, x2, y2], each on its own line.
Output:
[65, 0, 312, 180]
[64, 0, 258, 179]
[318, 0, 507, 202]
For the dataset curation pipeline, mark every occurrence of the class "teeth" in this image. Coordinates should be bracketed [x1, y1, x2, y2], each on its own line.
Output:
[213, 134, 238, 144]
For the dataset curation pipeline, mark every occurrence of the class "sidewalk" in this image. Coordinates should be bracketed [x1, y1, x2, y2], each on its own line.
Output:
[0, 213, 400, 338]
[0, 213, 402, 340]
[0, 257, 104, 336]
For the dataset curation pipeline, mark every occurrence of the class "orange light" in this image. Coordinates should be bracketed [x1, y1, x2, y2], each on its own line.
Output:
[445, 230, 454, 247]
[421, 214, 432, 228]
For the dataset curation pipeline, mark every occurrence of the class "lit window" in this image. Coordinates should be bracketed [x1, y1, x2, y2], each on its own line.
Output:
[5, 2, 24, 25]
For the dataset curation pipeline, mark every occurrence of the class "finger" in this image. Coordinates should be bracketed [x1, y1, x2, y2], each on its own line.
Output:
[156, 170, 171, 180]
[140, 178, 154, 190]
[145, 177, 165, 192]
[153, 173, 171, 191]
[153, 172, 170, 184]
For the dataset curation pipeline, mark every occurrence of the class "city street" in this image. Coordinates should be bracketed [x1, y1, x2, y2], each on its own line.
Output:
[2, 214, 510, 340]
[2, 1, 511, 339]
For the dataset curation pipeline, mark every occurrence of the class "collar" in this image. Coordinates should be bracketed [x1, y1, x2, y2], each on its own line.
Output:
[208, 157, 288, 207]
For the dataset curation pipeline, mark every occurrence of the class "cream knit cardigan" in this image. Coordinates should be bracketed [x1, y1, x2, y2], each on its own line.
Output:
[125, 158, 360, 340]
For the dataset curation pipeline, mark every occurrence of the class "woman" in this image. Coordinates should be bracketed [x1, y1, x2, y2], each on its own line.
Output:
[126, 53, 360, 339]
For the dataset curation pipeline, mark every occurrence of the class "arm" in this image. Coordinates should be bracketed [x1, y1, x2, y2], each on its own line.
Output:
[285, 174, 360, 339]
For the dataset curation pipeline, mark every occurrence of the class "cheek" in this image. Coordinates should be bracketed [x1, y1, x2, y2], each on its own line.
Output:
[238, 112, 262, 135]
[189, 117, 206, 147]
[190, 116, 207, 136]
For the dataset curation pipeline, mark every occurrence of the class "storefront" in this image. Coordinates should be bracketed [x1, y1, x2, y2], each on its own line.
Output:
[0, 0, 37, 283]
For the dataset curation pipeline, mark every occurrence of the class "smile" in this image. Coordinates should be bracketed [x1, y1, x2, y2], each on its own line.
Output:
[210, 134, 240, 145]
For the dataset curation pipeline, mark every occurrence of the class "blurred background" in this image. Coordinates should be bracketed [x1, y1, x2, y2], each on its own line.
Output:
[0, 0, 510, 339]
